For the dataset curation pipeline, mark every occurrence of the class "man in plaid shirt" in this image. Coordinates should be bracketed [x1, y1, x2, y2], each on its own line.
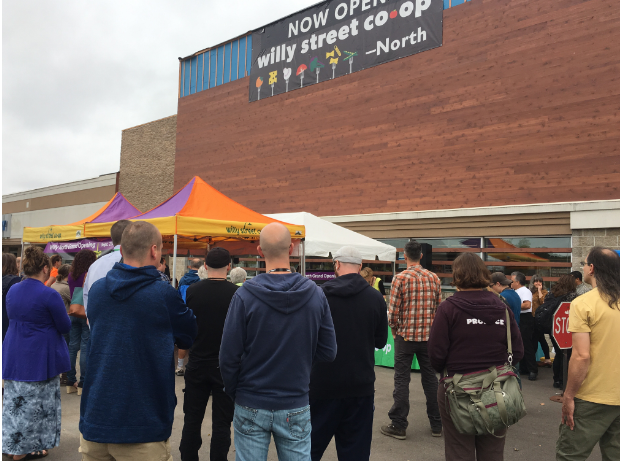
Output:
[381, 240, 443, 440]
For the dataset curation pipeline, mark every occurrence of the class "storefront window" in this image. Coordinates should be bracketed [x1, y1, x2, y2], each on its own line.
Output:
[379, 236, 572, 290]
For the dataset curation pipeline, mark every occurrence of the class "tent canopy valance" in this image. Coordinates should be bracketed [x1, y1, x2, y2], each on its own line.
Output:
[22, 193, 140, 243]
[85, 177, 305, 250]
[266, 212, 396, 261]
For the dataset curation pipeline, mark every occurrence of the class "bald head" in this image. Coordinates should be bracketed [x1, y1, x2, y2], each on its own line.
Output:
[121, 221, 162, 265]
[259, 223, 292, 260]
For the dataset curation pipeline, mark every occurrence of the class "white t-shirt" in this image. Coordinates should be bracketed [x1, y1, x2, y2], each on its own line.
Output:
[515, 286, 533, 313]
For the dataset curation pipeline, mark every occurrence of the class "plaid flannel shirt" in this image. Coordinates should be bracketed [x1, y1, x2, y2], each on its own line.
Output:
[388, 264, 442, 342]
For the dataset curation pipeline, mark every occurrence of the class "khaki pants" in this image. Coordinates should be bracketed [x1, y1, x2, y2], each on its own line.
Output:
[556, 398, 620, 461]
[80, 434, 172, 461]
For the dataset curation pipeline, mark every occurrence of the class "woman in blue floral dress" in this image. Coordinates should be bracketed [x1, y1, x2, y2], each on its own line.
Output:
[2, 246, 71, 460]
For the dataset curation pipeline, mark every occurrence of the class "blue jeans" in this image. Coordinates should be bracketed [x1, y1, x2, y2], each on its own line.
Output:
[67, 317, 90, 385]
[233, 403, 311, 461]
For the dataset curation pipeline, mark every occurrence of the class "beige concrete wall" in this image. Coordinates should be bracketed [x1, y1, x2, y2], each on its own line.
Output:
[572, 228, 620, 272]
[118, 115, 176, 213]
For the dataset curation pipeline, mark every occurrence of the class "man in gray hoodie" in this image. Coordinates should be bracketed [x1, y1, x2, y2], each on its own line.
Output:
[220, 223, 337, 461]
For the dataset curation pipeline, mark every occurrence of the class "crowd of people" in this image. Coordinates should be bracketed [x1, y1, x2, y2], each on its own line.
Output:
[1, 221, 619, 461]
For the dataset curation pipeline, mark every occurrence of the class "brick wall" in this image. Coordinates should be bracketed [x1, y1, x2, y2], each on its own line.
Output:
[118, 115, 177, 213]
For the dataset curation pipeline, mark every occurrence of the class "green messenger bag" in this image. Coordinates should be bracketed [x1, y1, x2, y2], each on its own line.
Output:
[440, 309, 527, 437]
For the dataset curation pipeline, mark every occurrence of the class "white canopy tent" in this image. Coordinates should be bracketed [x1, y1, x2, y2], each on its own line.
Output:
[265, 212, 396, 262]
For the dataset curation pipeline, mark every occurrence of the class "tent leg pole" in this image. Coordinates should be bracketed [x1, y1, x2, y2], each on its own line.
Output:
[21, 240, 25, 272]
[301, 240, 306, 276]
[172, 235, 178, 288]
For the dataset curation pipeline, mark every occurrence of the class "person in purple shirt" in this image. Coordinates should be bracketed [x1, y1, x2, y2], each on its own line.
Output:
[66, 249, 97, 395]
[428, 253, 523, 461]
[2, 246, 71, 460]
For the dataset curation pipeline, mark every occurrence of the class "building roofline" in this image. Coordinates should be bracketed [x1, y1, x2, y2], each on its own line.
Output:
[321, 199, 620, 223]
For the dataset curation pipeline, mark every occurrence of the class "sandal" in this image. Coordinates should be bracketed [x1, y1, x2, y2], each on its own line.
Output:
[23, 450, 49, 459]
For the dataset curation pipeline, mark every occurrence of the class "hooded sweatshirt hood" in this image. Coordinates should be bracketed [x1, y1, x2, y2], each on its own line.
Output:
[219, 271, 337, 411]
[242, 272, 318, 314]
[106, 263, 161, 302]
[445, 290, 509, 323]
[321, 273, 372, 298]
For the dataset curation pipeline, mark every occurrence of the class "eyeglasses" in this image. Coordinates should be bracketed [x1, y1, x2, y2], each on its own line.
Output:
[580, 261, 591, 267]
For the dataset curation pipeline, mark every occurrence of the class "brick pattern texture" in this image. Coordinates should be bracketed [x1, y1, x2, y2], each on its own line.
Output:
[119, 115, 177, 213]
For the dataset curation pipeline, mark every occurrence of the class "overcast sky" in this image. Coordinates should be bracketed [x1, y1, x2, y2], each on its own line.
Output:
[2, 0, 318, 195]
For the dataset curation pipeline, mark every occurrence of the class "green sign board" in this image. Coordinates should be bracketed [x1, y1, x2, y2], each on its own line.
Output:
[374, 326, 420, 370]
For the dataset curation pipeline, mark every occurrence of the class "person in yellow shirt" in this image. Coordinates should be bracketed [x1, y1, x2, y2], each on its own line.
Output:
[557, 246, 620, 461]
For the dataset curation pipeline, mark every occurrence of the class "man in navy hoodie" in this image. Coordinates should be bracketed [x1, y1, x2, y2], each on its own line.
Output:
[220, 223, 337, 460]
[79, 221, 197, 460]
[310, 246, 388, 461]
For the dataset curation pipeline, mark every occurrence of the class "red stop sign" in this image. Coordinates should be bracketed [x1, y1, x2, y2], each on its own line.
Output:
[552, 302, 572, 349]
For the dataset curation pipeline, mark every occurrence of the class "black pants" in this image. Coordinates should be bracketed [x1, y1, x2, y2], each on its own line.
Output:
[388, 336, 442, 431]
[535, 328, 550, 359]
[518, 314, 538, 375]
[310, 396, 374, 461]
[180, 362, 234, 461]
[550, 337, 572, 384]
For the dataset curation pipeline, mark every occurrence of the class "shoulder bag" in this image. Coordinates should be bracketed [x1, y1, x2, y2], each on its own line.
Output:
[440, 309, 527, 437]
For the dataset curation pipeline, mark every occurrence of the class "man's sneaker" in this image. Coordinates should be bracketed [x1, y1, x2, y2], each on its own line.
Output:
[431, 428, 443, 437]
[175, 367, 185, 376]
[381, 424, 406, 440]
[528, 372, 538, 381]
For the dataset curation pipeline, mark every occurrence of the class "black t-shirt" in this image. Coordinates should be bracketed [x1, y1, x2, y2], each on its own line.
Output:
[186, 279, 239, 366]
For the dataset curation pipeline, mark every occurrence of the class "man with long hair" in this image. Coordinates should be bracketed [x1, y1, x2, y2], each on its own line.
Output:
[557, 246, 620, 461]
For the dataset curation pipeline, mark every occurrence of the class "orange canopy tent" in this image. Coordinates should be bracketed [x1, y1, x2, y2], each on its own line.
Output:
[85, 176, 306, 277]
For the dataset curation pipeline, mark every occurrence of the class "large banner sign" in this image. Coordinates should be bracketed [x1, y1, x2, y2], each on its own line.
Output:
[249, 0, 442, 102]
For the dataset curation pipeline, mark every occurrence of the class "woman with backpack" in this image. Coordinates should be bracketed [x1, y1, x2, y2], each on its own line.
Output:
[429, 253, 524, 460]
[534, 274, 577, 388]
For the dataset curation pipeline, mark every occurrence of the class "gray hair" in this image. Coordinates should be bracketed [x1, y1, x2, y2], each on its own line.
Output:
[189, 258, 203, 270]
[511, 271, 526, 287]
[230, 267, 247, 284]
[197, 265, 208, 280]
[529, 274, 544, 290]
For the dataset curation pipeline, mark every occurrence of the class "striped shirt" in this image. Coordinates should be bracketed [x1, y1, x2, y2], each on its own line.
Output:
[388, 265, 442, 342]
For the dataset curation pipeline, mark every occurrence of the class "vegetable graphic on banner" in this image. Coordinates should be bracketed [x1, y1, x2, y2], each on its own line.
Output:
[256, 77, 263, 100]
[296, 64, 307, 88]
[310, 57, 324, 83]
[326, 45, 342, 80]
[269, 70, 278, 96]
[343, 50, 358, 74]
[283, 68, 292, 92]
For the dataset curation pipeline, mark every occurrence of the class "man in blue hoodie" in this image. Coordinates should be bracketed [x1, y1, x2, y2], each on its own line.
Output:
[79, 221, 197, 461]
[220, 223, 337, 461]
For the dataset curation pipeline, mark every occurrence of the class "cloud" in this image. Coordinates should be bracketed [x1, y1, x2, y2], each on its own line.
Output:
[2, 0, 317, 194]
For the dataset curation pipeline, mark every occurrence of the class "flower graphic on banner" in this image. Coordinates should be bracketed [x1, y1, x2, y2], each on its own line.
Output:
[310, 57, 325, 83]
[283, 68, 292, 92]
[256, 77, 263, 100]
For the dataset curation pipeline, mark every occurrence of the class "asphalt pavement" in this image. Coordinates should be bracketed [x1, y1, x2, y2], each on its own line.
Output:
[4, 365, 603, 461]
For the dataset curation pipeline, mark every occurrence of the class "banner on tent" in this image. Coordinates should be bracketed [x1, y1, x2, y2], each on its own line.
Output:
[249, 0, 443, 102]
[44, 239, 113, 254]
